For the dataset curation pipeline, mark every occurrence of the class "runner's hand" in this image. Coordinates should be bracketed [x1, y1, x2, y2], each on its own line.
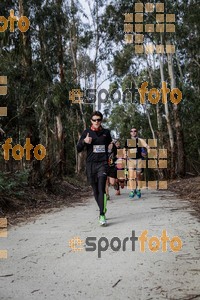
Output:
[84, 133, 92, 144]
[108, 142, 113, 150]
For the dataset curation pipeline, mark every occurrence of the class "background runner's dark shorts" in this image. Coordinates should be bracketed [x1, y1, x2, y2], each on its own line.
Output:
[86, 161, 108, 184]
[107, 165, 117, 179]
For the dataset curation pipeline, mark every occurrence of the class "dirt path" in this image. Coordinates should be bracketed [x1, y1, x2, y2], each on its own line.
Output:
[1, 189, 200, 300]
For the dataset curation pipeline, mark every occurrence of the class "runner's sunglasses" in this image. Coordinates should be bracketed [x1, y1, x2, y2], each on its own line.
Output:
[92, 119, 102, 122]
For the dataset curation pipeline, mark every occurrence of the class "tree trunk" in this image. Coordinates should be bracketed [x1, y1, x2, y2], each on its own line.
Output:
[159, 53, 175, 178]
[70, 0, 87, 174]
[146, 56, 162, 142]
[18, 0, 32, 67]
[76, 111, 87, 174]
[145, 56, 165, 179]
[167, 53, 185, 177]
[87, 0, 100, 111]
[55, 114, 64, 176]
[55, 0, 65, 176]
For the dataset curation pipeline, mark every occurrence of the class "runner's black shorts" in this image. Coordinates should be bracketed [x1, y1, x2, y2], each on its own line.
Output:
[86, 161, 108, 184]
[107, 165, 117, 179]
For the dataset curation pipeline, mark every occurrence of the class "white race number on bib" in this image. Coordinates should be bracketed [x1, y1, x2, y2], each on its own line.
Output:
[93, 145, 106, 153]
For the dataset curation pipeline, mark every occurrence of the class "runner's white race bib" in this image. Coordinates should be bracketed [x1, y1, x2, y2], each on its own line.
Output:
[93, 145, 105, 153]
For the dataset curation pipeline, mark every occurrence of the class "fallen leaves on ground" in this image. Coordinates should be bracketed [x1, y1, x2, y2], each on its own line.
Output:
[168, 177, 200, 219]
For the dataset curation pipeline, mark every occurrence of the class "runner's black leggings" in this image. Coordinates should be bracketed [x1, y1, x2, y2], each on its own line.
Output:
[87, 161, 108, 216]
[91, 176, 107, 216]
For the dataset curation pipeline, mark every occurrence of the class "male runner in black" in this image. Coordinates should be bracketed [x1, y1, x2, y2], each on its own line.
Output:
[77, 111, 112, 226]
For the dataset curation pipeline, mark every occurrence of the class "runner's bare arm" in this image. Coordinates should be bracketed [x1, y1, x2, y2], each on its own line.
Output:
[139, 138, 150, 151]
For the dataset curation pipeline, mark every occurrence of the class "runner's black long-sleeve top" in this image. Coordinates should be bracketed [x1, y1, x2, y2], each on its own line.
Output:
[77, 128, 112, 163]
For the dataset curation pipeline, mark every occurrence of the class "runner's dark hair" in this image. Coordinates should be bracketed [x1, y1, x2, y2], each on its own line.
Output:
[91, 111, 103, 120]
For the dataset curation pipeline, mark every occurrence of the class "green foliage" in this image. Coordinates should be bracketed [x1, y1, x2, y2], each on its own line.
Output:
[0, 171, 28, 196]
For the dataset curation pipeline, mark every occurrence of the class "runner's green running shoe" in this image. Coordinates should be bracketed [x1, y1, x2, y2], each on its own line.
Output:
[129, 190, 136, 198]
[136, 189, 141, 198]
[99, 215, 107, 226]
